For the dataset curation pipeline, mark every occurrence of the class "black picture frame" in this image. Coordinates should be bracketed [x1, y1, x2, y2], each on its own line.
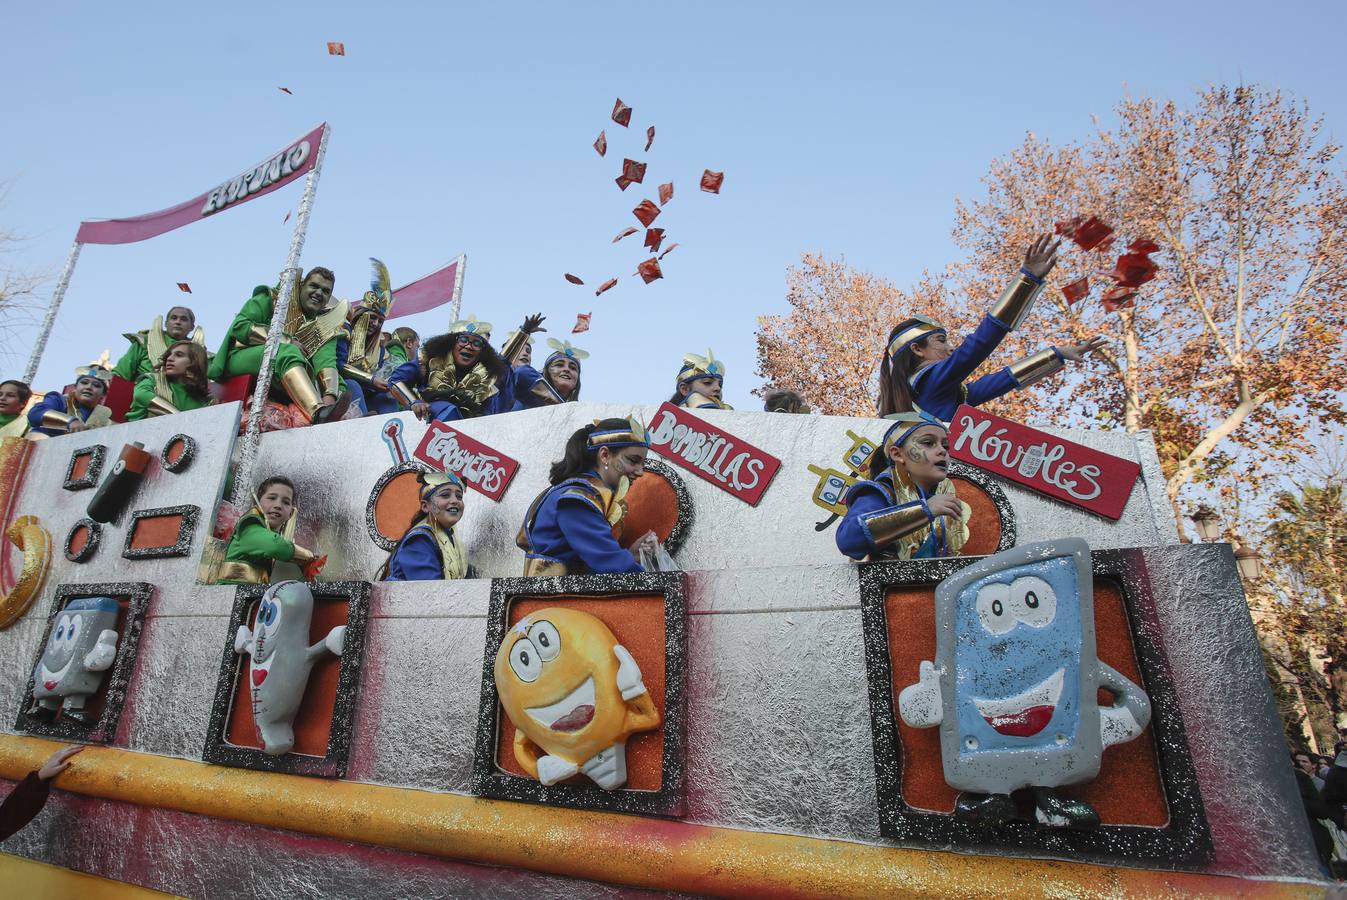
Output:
[472, 571, 687, 817]
[160, 433, 198, 474]
[857, 548, 1211, 869]
[14, 582, 154, 744]
[201, 580, 371, 778]
[364, 462, 431, 551]
[637, 458, 694, 555]
[121, 504, 200, 560]
[62, 444, 107, 491]
[63, 518, 101, 563]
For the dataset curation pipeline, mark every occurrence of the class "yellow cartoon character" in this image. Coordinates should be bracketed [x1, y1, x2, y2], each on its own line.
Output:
[495, 607, 660, 790]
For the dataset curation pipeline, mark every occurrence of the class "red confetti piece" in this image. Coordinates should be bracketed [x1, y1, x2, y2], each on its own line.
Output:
[612, 226, 639, 243]
[1070, 216, 1113, 251]
[659, 182, 673, 205]
[176, 282, 192, 294]
[615, 175, 632, 191]
[645, 126, 655, 152]
[633, 199, 661, 227]
[1111, 251, 1159, 289]
[644, 228, 665, 252]
[326, 41, 345, 56]
[612, 98, 632, 127]
[621, 158, 647, 185]
[595, 278, 618, 297]
[637, 258, 663, 284]
[658, 242, 679, 260]
[564, 273, 585, 285]
[1061, 276, 1090, 304]
[700, 170, 725, 194]
[1101, 286, 1137, 312]
[594, 131, 607, 157]
[1095, 235, 1116, 254]
[283, 210, 291, 224]
[573, 312, 592, 333]
[1128, 237, 1159, 254]
[278, 87, 293, 95]
[1053, 216, 1082, 237]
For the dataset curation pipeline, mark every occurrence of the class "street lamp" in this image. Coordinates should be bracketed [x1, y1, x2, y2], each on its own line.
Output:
[1233, 541, 1262, 580]
[1189, 504, 1222, 542]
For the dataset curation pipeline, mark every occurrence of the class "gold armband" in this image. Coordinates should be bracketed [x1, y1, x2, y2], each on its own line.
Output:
[219, 560, 268, 585]
[860, 501, 932, 548]
[146, 395, 181, 418]
[341, 364, 375, 388]
[39, 409, 75, 432]
[390, 381, 422, 407]
[989, 272, 1046, 331]
[290, 544, 317, 565]
[524, 557, 571, 577]
[499, 328, 532, 367]
[1008, 347, 1065, 388]
[317, 368, 342, 398]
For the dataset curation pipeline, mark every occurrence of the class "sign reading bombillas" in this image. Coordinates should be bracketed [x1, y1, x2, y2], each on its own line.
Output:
[75, 123, 327, 246]
[646, 402, 782, 506]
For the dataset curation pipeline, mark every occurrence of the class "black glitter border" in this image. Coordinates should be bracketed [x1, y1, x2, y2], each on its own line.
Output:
[634, 458, 694, 555]
[948, 459, 1016, 552]
[63, 518, 101, 563]
[471, 572, 687, 817]
[121, 504, 200, 560]
[201, 580, 372, 778]
[14, 582, 154, 744]
[160, 434, 198, 474]
[364, 462, 431, 551]
[62, 444, 107, 491]
[857, 549, 1212, 868]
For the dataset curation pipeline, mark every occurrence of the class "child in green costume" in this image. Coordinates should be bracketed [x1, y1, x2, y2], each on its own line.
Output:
[218, 476, 327, 585]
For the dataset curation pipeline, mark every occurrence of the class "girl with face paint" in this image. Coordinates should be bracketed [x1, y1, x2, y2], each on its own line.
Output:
[380, 471, 472, 581]
[836, 411, 970, 561]
[513, 338, 587, 409]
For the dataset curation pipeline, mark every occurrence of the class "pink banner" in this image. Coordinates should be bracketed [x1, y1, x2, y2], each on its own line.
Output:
[387, 256, 465, 319]
[75, 123, 327, 245]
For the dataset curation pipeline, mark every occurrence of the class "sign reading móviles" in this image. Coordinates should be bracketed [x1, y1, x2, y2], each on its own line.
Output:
[947, 404, 1140, 520]
[413, 421, 520, 502]
[646, 402, 782, 506]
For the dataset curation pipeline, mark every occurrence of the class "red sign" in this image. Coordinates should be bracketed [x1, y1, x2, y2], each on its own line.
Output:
[413, 421, 520, 502]
[947, 404, 1139, 520]
[646, 402, 781, 506]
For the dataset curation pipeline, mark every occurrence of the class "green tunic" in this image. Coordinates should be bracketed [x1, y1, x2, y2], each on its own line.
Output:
[208, 286, 344, 386]
[218, 513, 298, 585]
[112, 331, 171, 380]
[126, 375, 213, 421]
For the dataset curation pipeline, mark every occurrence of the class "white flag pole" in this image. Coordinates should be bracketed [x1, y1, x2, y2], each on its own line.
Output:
[23, 239, 83, 384]
[230, 124, 331, 511]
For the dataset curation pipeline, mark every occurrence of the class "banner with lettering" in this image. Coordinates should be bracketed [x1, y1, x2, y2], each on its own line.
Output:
[947, 404, 1139, 520]
[413, 421, 520, 502]
[75, 123, 327, 245]
[646, 402, 781, 506]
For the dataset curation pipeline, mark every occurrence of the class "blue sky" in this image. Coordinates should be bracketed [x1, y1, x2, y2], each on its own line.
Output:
[4, 1, 1345, 409]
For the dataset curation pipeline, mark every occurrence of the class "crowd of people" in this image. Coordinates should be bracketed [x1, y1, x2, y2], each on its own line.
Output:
[1295, 744, 1347, 877]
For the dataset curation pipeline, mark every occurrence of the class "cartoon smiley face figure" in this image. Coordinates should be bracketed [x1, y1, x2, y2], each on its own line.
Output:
[29, 596, 120, 725]
[495, 607, 660, 790]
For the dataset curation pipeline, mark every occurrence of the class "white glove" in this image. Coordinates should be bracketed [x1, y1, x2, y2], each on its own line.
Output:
[613, 644, 647, 701]
[83, 629, 119, 672]
[897, 660, 944, 728]
[536, 754, 579, 786]
[326, 625, 346, 656]
[234, 625, 254, 655]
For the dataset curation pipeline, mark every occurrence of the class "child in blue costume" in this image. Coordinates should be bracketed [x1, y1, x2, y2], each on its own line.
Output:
[876, 235, 1105, 420]
[336, 258, 401, 417]
[381, 471, 472, 581]
[836, 411, 970, 561]
[28, 364, 114, 437]
[517, 416, 659, 576]
[513, 338, 586, 410]
[389, 313, 544, 422]
[668, 349, 733, 409]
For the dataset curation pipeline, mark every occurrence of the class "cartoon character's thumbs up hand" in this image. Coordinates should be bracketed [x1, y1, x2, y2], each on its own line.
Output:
[83, 629, 119, 672]
[898, 660, 944, 728]
[613, 644, 647, 701]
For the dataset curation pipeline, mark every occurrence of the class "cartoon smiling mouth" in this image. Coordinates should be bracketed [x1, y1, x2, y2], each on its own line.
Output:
[39, 655, 75, 692]
[973, 668, 1064, 737]
[526, 676, 596, 733]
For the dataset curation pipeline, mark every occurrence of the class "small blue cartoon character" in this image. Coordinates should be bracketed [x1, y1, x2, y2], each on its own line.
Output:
[898, 538, 1151, 827]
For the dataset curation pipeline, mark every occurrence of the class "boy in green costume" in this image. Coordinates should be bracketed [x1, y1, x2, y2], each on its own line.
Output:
[218, 476, 326, 585]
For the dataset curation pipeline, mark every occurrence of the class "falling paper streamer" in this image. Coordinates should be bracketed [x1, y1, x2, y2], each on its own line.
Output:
[278, 87, 293, 95]
[645, 126, 655, 152]
[1056, 215, 1113, 251]
[658, 242, 679, 260]
[1128, 238, 1159, 254]
[611, 98, 632, 127]
[283, 210, 292, 224]
[595, 278, 619, 297]
[1110, 249, 1159, 288]
[637, 258, 663, 284]
[633, 199, 661, 227]
[621, 159, 647, 184]
[1101, 286, 1137, 312]
[700, 170, 724, 194]
[327, 41, 345, 56]
[573, 312, 592, 333]
[658, 182, 673, 205]
[644, 228, 665, 253]
[564, 274, 585, 285]
[176, 282, 192, 294]
[594, 131, 607, 157]
[616, 176, 633, 191]
[612, 226, 639, 243]
[1061, 276, 1090, 304]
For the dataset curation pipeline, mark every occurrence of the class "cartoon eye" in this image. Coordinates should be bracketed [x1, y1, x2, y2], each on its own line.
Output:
[1010, 576, 1056, 628]
[975, 583, 1015, 635]
[67, 616, 79, 644]
[528, 620, 561, 662]
[54, 625, 65, 642]
[508, 638, 542, 682]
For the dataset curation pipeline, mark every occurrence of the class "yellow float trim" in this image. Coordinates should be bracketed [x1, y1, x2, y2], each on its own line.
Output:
[0, 852, 183, 899]
[0, 736, 1327, 899]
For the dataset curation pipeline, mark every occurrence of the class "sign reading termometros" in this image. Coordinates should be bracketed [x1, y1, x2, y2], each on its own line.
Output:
[645, 402, 781, 506]
[414, 421, 520, 501]
[947, 404, 1139, 520]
